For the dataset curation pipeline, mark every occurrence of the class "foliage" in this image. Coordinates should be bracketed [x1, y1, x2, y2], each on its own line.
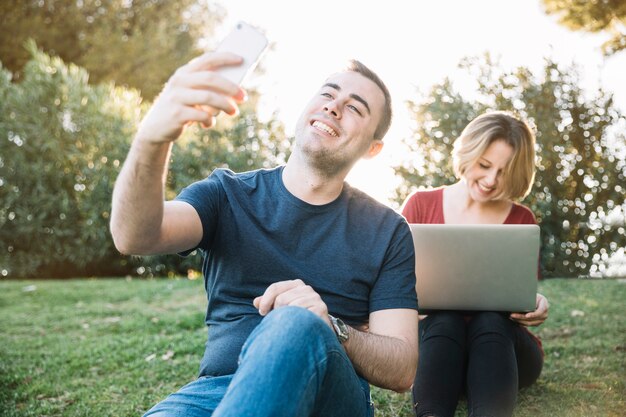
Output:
[0, 46, 289, 278]
[393, 55, 626, 278]
[0, 0, 224, 99]
[393, 77, 477, 197]
[168, 92, 291, 193]
[541, 0, 626, 56]
[1, 278, 624, 416]
[0, 43, 142, 278]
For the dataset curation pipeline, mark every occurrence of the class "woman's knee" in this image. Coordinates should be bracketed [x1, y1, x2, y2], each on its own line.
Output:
[514, 327, 544, 387]
[421, 311, 466, 338]
[467, 311, 515, 343]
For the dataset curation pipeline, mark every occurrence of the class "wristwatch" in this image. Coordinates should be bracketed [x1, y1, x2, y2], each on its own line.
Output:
[328, 314, 349, 344]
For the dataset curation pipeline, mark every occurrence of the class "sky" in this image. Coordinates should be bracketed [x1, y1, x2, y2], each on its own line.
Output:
[211, 0, 626, 205]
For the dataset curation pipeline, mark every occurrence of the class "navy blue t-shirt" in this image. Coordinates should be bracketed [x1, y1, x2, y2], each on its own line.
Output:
[176, 166, 418, 377]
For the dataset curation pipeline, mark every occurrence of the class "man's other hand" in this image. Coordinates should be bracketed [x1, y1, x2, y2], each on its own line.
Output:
[253, 279, 332, 328]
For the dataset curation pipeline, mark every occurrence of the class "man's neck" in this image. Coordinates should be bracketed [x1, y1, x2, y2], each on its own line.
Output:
[282, 154, 347, 205]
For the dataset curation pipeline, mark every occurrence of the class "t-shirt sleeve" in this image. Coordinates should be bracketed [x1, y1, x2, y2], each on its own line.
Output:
[508, 203, 542, 278]
[369, 221, 419, 312]
[508, 203, 538, 225]
[174, 174, 224, 253]
[519, 205, 537, 225]
[401, 192, 421, 223]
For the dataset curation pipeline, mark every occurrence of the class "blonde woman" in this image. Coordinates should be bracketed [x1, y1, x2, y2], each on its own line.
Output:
[402, 112, 549, 417]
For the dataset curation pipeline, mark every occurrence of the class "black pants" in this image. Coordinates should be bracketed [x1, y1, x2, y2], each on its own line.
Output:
[412, 311, 543, 417]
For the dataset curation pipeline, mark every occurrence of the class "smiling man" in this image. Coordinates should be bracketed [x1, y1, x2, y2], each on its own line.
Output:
[111, 52, 418, 417]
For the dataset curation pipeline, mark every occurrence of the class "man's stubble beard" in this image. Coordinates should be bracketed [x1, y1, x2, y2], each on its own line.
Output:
[296, 135, 355, 179]
[309, 148, 354, 178]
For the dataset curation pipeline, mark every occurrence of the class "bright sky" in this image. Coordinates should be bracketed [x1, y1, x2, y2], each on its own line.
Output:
[213, 0, 626, 206]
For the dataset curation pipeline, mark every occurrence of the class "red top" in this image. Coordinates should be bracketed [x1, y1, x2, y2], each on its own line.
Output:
[401, 187, 537, 225]
[401, 187, 543, 353]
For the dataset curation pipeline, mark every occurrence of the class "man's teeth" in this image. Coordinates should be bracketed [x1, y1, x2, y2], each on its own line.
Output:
[312, 121, 338, 137]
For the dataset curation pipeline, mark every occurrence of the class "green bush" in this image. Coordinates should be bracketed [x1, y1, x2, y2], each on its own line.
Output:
[0, 43, 142, 277]
[394, 55, 626, 278]
[0, 45, 290, 278]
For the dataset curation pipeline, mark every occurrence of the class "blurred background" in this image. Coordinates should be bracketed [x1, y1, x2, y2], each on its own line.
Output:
[0, 0, 624, 280]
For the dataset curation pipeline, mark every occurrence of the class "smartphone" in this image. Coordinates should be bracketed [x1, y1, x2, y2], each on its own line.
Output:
[215, 21, 269, 85]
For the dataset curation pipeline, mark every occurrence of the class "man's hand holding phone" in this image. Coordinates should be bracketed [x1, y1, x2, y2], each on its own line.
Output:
[135, 22, 268, 145]
[135, 52, 245, 144]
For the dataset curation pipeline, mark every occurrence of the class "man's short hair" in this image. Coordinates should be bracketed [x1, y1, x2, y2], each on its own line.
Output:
[345, 59, 393, 141]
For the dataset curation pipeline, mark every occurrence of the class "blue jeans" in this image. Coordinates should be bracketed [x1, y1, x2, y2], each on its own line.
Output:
[144, 306, 374, 417]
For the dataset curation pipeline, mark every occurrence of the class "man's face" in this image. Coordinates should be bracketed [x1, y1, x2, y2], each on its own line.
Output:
[294, 71, 385, 176]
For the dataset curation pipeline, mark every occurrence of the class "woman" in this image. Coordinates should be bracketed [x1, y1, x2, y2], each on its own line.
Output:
[402, 111, 549, 417]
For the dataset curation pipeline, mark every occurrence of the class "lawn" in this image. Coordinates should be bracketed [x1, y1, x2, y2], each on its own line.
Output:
[0, 278, 624, 416]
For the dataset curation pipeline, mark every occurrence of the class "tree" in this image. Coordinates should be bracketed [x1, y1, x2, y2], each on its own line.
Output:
[542, 0, 626, 55]
[0, 46, 290, 278]
[393, 78, 477, 201]
[0, 0, 224, 99]
[0, 43, 142, 277]
[394, 55, 626, 278]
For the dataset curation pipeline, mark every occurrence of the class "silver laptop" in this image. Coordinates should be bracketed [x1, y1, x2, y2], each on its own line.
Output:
[409, 224, 539, 312]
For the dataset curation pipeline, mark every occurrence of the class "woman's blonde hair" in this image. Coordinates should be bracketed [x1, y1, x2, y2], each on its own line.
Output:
[452, 111, 536, 201]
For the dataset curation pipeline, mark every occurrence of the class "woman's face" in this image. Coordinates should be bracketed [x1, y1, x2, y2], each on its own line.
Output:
[463, 139, 514, 202]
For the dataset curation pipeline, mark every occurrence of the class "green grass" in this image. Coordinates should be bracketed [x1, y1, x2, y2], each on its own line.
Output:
[0, 278, 624, 417]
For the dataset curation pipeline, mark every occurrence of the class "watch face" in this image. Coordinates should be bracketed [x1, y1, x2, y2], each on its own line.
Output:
[330, 315, 349, 343]
[337, 329, 349, 343]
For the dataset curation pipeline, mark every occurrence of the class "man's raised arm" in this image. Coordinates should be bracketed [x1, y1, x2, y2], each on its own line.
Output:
[110, 52, 246, 255]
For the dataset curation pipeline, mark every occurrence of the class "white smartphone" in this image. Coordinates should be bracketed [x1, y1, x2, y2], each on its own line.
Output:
[215, 21, 269, 85]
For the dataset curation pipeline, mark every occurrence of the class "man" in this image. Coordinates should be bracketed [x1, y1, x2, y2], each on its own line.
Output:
[111, 51, 418, 417]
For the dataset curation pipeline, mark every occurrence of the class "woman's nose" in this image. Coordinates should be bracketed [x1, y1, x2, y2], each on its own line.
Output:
[485, 169, 498, 186]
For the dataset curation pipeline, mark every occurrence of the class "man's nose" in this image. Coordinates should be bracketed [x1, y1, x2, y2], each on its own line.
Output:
[323, 101, 341, 118]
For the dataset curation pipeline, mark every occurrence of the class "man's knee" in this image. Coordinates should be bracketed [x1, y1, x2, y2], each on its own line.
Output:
[241, 306, 336, 359]
[235, 306, 341, 394]
[262, 306, 331, 336]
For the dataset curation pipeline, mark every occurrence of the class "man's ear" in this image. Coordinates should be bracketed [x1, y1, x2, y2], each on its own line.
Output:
[363, 140, 384, 159]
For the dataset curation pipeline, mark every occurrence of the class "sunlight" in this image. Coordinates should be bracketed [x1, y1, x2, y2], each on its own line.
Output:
[214, 1, 625, 206]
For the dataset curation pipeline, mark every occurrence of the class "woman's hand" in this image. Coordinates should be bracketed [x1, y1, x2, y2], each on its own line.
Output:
[510, 293, 549, 327]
